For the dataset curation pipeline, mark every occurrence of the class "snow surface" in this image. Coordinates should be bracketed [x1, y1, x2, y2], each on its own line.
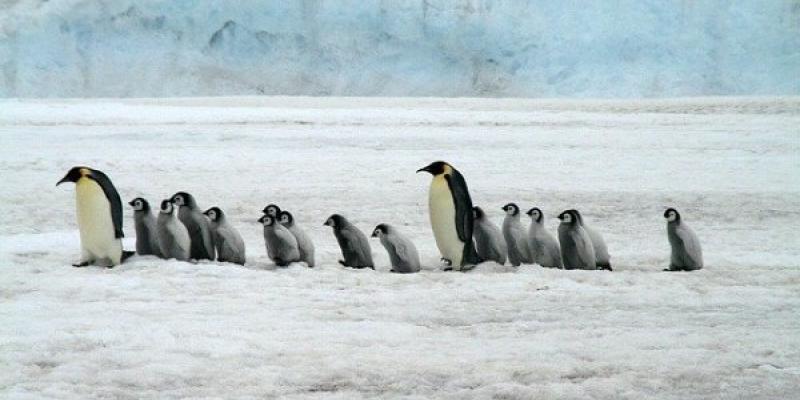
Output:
[1, 96, 800, 398]
[1, 0, 799, 98]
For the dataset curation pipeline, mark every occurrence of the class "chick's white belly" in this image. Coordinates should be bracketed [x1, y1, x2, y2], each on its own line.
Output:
[429, 178, 463, 265]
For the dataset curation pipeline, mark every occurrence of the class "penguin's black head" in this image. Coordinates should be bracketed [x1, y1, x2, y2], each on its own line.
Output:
[279, 210, 294, 226]
[526, 207, 543, 223]
[160, 199, 175, 214]
[204, 206, 223, 222]
[371, 223, 389, 238]
[129, 197, 150, 212]
[472, 206, 485, 220]
[417, 161, 450, 176]
[567, 209, 584, 224]
[664, 208, 681, 222]
[502, 203, 520, 216]
[263, 204, 281, 217]
[171, 192, 196, 208]
[57, 166, 92, 186]
[557, 210, 578, 225]
[259, 214, 275, 226]
[324, 214, 346, 229]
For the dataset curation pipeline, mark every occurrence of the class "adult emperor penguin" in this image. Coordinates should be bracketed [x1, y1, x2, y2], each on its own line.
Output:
[57, 166, 132, 267]
[204, 206, 246, 265]
[472, 206, 507, 265]
[259, 214, 300, 267]
[170, 192, 215, 261]
[557, 210, 596, 270]
[371, 224, 421, 273]
[501, 203, 533, 266]
[417, 161, 481, 271]
[156, 199, 191, 261]
[664, 208, 703, 271]
[324, 214, 374, 269]
[570, 209, 612, 271]
[279, 210, 315, 268]
[526, 207, 562, 269]
[129, 197, 161, 257]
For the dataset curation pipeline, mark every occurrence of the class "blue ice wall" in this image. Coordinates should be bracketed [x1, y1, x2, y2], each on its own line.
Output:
[1, 0, 798, 98]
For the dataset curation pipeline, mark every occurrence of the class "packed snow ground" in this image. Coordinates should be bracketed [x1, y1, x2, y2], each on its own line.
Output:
[1, 96, 799, 399]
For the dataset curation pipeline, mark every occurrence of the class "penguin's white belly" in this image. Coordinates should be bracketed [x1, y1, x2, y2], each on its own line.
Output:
[429, 176, 463, 266]
[76, 179, 120, 262]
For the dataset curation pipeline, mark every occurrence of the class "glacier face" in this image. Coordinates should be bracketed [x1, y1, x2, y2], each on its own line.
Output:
[1, 0, 798, 98]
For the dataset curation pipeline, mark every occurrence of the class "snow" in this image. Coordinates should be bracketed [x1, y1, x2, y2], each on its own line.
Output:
[1, 96, 800, 398]
[1, 1, 799, 98]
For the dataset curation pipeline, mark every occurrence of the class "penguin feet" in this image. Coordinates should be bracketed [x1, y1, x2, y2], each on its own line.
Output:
[72, 261, 90, 268]
[121, 250, 135, 263]
[441, 258, 454, 271]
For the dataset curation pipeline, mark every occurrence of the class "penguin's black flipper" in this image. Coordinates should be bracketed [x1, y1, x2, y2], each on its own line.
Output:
[89, 169, 125, 239]
[121, 250, 135, 263]
[444, 172, 474, 244]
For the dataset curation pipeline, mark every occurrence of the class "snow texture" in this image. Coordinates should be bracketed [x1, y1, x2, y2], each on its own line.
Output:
[1, 0, 799, 98]
[1, 96, 800, 398]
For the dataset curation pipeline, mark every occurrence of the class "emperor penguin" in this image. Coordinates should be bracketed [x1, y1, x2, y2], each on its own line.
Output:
[170, 192, 215, 260]
[417, 161, 481, 271]
[525, 207, 562, 269]
[371, 224, 421, 273]
[570, 209, 612, 271]
[279, 210, 315, 268]
[57, 166, 132, 267]
[204, 206, 246, 265]
[557, 210, 596, 270]
[259, 214, 300, 267]
[472, 206, 507, 265]
[664, 208, 703, 271]
[129, 197, 161, 257]
[324, 214, 374, 269]
[156, 199, 191, 261]
[501, 203, 533, 266]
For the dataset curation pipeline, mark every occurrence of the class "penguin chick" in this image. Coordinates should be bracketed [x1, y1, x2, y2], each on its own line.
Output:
[129, 197, 161, 257]
[259, 214, 300, 267]
[501, 203, 533, 266]
[156, 199, 191, 261]
[526, 207, 562, 269]
[569, 209, 612, 271]
[204, 206, 246, 265]
[472, 206, 507, 265]
[371, 224, 421, 273]
[279, 210, 315, 268]
[417, 161, 481, 271]
[171, 192, 215, 261]
[557, 210, 596, 270]
[324, 214, 374, 269]
[263, 204, 281, 217]
[664, 208, 703, 271]
[57, 166, 132, 267]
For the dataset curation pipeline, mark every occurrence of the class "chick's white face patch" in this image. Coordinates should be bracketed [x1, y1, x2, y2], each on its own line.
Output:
[667, 211, 677, 222]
